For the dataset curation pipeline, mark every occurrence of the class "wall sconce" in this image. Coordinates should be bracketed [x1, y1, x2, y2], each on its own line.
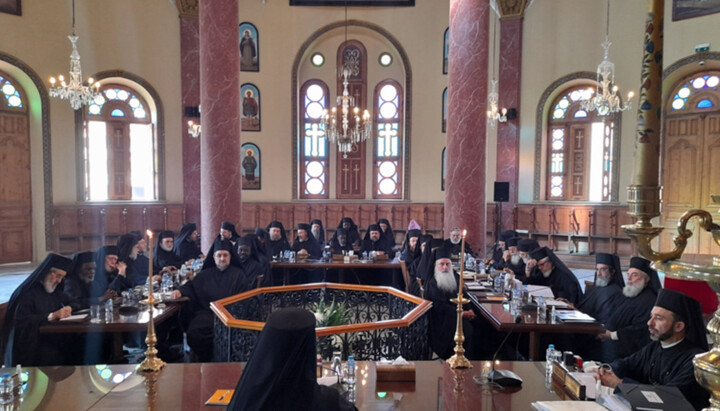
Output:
[187, 120, 201, 138]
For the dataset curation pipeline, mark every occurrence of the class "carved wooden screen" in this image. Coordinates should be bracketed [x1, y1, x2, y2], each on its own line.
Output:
[336, 40, 367, 199]
[0, 71, 32, 263]
[662, 72, 720, 254]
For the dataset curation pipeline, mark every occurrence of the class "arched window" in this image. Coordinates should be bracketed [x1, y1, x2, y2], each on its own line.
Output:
[83, 84, 155, 201]
[546, 86, 619, 201]
[373, 80, 404, 199]
[299, 79, 329, 199]
[669, 73, 720, 112]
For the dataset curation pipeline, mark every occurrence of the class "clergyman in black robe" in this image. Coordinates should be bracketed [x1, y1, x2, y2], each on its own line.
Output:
[376, 218, 396, 251]
[407, 235, 435, 297]
[487, 230, 517, 269]
[443, 227, 477, 258]
[328, 228, 354, 255]
[599, 256, 662, 362]
[399, 229, 422, 264]
[254, 227, 273, 263]
[153, 230, 184, 274]
[360, 224, 396, 259]
[227, 308, 357, 411]
[526, 247, 583, 304]
[425, 248, 486, 360]
[266, 220, 291, 258]
[2, 253, 77, 366]
[237, 234, 270, 288]
[494, 237, 526, 281]
[329, 217, 361, 249]
[89, 245, 119, 301]
[63, 251, 98, 311]
[576, 253, 625, 324]
[108, 232, 151, 292]
[598, 289, 710, 410]
[310, 219, 326, 245]
[174, 222, 202, 263]
[172, 238, 247, 362]
[291, 223, 322, 259]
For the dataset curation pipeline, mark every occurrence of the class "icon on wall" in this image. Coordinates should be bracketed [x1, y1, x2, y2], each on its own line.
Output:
[239, 22, 259, 72]
[241, 142, 261, 190]
[241, 83, 260, 132]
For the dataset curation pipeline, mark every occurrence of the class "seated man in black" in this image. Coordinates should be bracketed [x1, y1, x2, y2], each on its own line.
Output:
[171, 239, 246, 362]
[443, 227, 477, 258]
[425, 248, 485, 360]
[598, 289, 710, 410]
[329, 217, 362, 249]
[153, 230, 184, 274]
[574, 253, 625, 324]
[525, 247, 582, 305]
[310, 219, 325, 245]
[399, 229, 422, 264]
[360, 224, 396, 259]
[598, 256, 662, 362]
[237, 234, 270, 288]
[328, 228, 354, 255]
[228, 308, 356, 411]
[291, 223, 323, 259]
[494, 237, 526, 281]
[219, 221, 241, 247]
[109, 232, 151, 292]
[266, 220, 291, 258]
[90, 245, 119, 303]
[2, 253, 78, 366]
[486, 230, 517, 269]
[63, 250, 103, 311]
[174, 222, 202, 263]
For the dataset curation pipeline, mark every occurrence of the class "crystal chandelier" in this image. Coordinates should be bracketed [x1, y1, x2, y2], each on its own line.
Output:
[49, 0, 101, 110]
[320, 3, 372, 158]
[580, 0, 634, 116]
[487, 9, 506, 127]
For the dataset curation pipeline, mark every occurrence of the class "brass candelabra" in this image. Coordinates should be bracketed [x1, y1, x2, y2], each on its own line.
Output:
[447, 230, 473, 369]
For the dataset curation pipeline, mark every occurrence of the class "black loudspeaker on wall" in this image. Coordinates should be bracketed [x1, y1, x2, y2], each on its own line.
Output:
[494, 182, 510, 202]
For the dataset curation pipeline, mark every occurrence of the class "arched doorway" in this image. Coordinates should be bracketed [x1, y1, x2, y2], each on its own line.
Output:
[661, 71, 720, 254]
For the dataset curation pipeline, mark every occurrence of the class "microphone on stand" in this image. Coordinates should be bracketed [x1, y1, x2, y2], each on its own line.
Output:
[487, 316, 523, 387]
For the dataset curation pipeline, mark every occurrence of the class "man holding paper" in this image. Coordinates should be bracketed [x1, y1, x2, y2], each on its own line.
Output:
[597, 289, 709, 410]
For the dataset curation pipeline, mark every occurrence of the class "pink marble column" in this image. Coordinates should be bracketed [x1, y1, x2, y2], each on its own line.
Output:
[444, 0, 489, 253]
[496, 18, 522, 232]
[199, 0, 242, 252]
[180, 16, 201, 227]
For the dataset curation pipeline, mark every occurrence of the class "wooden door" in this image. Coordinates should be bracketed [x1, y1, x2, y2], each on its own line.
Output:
[661, 115, 719, 254]
[107, 121, 131, 200]
[0, 111, 32, 263]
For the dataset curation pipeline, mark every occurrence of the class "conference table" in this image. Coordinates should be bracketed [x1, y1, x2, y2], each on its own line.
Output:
[270, 260, 400, 285]
[39, 302, 182, 362]
[468, 295, 604, 360]
[1, 360, 569, 410]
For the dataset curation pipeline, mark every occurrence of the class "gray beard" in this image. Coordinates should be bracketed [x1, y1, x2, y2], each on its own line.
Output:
[541, 267, 553, 278]
[623, 282, 644, 298]
[521, 256, 530, 264]
[312, 229, 320, 239]
[450, 237, 461, 245]
[161, 244, 173, 252]
[595, 276, 610, 288]
[510, 254, 521, 265]
[434, 268, 457, 293]
[44, 281, 57, 294]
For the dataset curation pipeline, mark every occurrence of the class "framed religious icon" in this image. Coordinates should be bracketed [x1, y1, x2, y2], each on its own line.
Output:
[441, 147, 446, 191]
[0, 0, 21, 15]
[673, 0, 720, 20]
[442, 87, 447, 133]
[443, 28, 449, 74]
[239, 22, 259, 72]
[241, 83, 261, 131]
[241, 143, 261, 190]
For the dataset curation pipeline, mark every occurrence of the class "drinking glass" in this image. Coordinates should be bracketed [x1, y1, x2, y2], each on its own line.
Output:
[90, 304, 102, 323]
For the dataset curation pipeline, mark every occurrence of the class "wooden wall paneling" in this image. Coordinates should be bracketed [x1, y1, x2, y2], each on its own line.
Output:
[146, 206, 166, 232]
[123, 207, 145, 233]
[104, 207, 124, 236]
[166, 206, 185, 233]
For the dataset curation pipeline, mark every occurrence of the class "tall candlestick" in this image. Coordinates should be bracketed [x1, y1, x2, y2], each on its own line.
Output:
[146, 229, 153, 304]
[447, 228, 472, 369]
[459, 229, 466, 299]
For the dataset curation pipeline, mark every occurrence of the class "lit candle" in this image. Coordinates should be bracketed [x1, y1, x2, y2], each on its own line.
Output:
[146, 229, 153, 303]
[459, 229, 466, 299]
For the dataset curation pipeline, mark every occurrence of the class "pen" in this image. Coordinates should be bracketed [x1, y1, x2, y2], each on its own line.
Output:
[217, 390, 230, 402]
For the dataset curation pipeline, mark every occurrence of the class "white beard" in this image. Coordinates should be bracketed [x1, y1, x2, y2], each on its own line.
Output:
[521, 256, 530, 264]
[541, 267, 553, 278]
[161, 244, 173, 252]
[623, 281, 645, 298]
[434, 268, 457, 293]
[595, 276, 610, 288]
[510, 254, 521, 265]
[44, 281, 57, 294]
[312, 229, 320, 240]
[450, 237, 461, 245]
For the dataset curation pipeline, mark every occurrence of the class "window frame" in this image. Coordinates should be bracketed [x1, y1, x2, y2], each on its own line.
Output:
[299, 79, 330, 199]
[372, 79, 404, 199]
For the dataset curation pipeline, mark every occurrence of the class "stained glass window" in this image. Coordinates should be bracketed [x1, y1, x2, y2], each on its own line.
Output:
[670, 73, 720, 112]
[300, 80, 329, 198]
[0, 74, 24, 109]
[547, 85, 618, 201]
[373, 80, 403, 198]
[83, 83, 155, 201]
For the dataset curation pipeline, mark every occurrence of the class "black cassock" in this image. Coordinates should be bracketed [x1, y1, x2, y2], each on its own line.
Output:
[63, 276, 94, 311]
[178, 265, 246, 361]
[425, 274, 483, 360]
[267, 238, 290, 257]
[577, 283, 623, 324]
[442, 239, 477, 258]
[602, 286, 657, 362]
[527, 266, 583, 305]
[176, 239, 202, 262]
[291, 238, 322, 259]
[7, 285, 78, 366]
[611, 339, 709, 410]
[154, 247, 184, 273]
[360, 239, 396, 259]
[495, 257, 526, 282]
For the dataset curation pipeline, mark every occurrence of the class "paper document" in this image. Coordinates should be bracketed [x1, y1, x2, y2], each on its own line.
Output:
[527, 285, 554, 298]
[554, 310, 597, 323]
[531, 401, 607, 411]
[544, 299, 569, 308]
[59, 314, 88, 322]
[568, 372, 599, 399]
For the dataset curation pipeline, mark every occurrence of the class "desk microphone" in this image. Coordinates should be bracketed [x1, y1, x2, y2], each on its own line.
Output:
[487, 316, 523, 387]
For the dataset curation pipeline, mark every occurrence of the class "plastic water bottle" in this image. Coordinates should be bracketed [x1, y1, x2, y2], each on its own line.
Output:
[345, 356, 356, 385]
[465, 254, 475, 270]
[161, 272, 171, 294]
[477, 259, 486, 274]
[13, 365, 22, 398]
[545, 344, 556, 373]
[104, 298, 113, 321]
[522, 285, 530, 304]
[0, 373, 13, 405]
[537, 296, 547, 323]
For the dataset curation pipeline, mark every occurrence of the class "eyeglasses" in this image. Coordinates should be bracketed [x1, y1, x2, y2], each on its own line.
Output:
[597, 267, 610, 273]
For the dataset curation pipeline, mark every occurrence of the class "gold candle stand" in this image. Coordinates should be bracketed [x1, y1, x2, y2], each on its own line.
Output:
[447, 230, 472, 369]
